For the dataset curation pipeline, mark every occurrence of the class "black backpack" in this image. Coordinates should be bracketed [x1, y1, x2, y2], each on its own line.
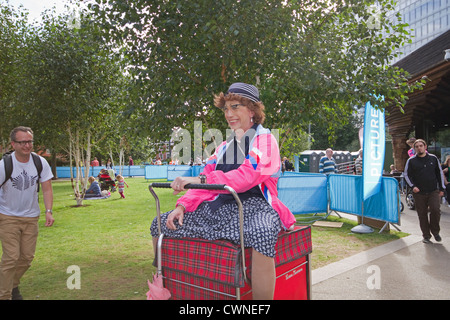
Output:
[1, 151, 43, 192]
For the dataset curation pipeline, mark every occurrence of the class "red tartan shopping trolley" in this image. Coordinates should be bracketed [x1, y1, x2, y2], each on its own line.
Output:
[149, 182, 312, 300]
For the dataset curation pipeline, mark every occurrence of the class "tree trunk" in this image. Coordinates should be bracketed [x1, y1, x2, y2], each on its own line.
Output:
[68, 127, 93, 207]
[50, 151, 58, 180]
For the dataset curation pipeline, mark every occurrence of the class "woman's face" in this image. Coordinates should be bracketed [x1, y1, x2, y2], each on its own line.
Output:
[221, 99, 255, 132]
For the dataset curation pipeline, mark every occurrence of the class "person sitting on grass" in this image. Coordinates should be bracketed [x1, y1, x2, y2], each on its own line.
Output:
[85, 176, 102, 198]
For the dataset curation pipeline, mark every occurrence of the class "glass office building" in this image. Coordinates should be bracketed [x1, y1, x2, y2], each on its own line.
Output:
[391, 0, 450, 62]
[385, 1, 450, 167]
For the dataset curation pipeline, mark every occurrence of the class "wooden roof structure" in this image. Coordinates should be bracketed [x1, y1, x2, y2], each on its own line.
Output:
[387, 29, 450, 137]
[386, 30, 450, 170]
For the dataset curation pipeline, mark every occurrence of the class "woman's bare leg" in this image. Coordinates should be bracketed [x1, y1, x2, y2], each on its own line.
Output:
[152, 237, 157, 256]
[251, 249, 276, 300]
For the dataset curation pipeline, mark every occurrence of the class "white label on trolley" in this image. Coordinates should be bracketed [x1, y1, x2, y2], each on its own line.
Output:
[285, 267, 303, 280]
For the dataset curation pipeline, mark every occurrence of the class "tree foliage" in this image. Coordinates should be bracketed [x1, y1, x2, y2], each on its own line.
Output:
[1, 0, 425, 168]
[310, 111, 363, 151]
[0, 1, 134, 203]
[0, 1, 30, 147]
[89, 0, 422, 145]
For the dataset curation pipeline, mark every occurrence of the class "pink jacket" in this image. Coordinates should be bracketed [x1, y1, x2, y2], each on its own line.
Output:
[176, 125, 296, 230]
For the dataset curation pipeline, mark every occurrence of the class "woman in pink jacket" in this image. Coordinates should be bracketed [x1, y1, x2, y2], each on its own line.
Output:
[150, 83, 296, 299]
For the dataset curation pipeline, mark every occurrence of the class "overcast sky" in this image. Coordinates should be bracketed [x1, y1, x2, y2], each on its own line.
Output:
[8, 0, 70, 22]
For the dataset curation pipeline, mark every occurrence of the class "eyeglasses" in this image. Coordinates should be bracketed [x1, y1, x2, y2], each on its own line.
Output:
[14, 140, 34, 146]
[220, 104, 245, 112]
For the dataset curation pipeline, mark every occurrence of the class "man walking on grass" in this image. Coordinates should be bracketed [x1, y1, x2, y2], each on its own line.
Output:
[405, 139, 445, 244]
[0, 127, 54, 300]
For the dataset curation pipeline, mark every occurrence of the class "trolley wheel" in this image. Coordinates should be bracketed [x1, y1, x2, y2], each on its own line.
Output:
[406, 193, 415, 210]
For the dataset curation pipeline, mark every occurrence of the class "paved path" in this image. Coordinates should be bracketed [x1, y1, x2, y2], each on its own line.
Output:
[311, 197, 450, 300]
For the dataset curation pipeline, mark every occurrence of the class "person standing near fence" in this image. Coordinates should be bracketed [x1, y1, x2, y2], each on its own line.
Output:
[319, 148, 337, 174]
[91, 157, 99, 166]
[354, 149, 363, 175]
[0, 127, 54, 300]
[404, 139, 445, 244]
[282, 157, 294, 173]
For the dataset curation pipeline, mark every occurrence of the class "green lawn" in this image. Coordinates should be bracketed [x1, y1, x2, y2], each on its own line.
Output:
[2, 178, 407, 300]
[19, 178, 172, 300]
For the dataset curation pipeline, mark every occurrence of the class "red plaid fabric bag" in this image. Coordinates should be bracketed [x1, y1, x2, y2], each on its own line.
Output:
[159, 225, 311, 300]
[275, 225, 312, 265]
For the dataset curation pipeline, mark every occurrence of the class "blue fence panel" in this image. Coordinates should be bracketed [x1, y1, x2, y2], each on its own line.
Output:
[191, 165, 205, 177]
[110, 165, 145, 177]
[57, 166, 98, 178]
[57, 165, 204, 180]
[129, 165, 145, 177]
[88, 166, 102, 177]
[329, 174, 399, 224]
[364, 177, 400, 224]
[167, 165, 192, 181]
[56, 166, 147, 178]
[277, 172, 328, 215]
[283, 171, 321, 176]
[329, 174, 363, 215]
[145, 165, 168, 180]
[56, 167, 76, 178]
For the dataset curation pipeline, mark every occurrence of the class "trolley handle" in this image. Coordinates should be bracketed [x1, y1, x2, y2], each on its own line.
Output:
[149, 182, 227, 190]
[149, 181, 248, 284]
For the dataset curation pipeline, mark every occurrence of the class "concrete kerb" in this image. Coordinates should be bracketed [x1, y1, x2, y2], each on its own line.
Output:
[311, 195, 450, 288]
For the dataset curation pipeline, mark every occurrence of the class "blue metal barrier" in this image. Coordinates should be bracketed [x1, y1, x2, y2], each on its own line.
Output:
[145, 165, 168, 180]
[143, 165, 205, 180]
[167, 165, 192, 181]
[56, 167, 77, 178]
[57, 165, 399, 225]
[277, 172, 400, 225]
[328, 174, 399, 224]
[191, 165, 205, 177]
[56, 166, 146, 178]
[363, 177, 400, 224]
[328, 174, 362, 215]
[56, 165, 205, 180]
[278, 172, 328, 215]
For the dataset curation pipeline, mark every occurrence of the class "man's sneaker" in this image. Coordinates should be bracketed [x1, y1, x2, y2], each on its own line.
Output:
[422, 238, 432, 244]
[11, 287, 23, 300]
[434, 234, 442, 242]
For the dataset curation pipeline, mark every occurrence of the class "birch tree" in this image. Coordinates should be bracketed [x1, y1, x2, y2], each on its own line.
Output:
[6, 4, 127, 205]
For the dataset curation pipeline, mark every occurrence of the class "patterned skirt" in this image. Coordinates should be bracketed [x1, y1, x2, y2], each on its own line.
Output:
[150, 196, 282, 258]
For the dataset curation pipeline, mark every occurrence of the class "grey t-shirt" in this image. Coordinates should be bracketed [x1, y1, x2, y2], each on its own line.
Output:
[0, 152, 53, 217]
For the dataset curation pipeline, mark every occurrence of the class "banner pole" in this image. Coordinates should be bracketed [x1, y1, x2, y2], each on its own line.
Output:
[352, 122, 373, 234]
[351, 195, 374, 234]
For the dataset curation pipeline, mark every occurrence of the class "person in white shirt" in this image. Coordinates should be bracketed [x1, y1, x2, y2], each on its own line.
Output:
[0, 127, 54, 300]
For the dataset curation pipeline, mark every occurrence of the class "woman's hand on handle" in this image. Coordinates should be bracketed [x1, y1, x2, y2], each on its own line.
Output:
[170, 176, 201, 195]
